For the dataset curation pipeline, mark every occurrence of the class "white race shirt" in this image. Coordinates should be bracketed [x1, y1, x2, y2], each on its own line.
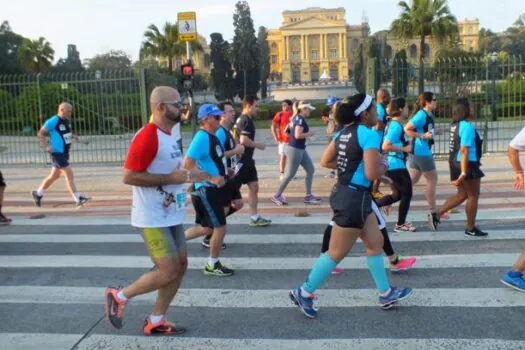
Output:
[510, 126, 525, 151]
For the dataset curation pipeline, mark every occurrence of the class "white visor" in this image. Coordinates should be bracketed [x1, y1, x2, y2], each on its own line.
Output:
[354, 95, 373, 116]
[298, 103, 316, 111]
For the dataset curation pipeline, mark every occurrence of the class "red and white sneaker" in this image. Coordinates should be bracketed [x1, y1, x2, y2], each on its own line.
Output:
[390, 255, 417, 273]
[332, 266, 343, 275]
[143, 316, 187, 336]
[394, 222, 417, 232]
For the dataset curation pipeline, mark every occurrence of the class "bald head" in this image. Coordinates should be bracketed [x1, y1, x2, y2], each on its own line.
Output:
[57, 102, 72, 119]
[377, 88, 391, 105]
[150, 86, 182, 125]
[150, 86, 180, 109]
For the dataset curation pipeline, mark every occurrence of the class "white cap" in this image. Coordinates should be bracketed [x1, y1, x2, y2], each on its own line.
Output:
[298, 103, 316, 111]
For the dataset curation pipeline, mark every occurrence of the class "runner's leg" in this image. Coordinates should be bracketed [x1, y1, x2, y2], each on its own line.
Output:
[462, 178, 481, 231]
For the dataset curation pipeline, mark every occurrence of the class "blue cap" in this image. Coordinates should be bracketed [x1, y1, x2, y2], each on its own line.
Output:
[327, 96, 338, 106]
[198, 104, 223, 121]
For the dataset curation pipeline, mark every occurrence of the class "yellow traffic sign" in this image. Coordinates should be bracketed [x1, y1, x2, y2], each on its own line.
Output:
[178, 12, 197, 41]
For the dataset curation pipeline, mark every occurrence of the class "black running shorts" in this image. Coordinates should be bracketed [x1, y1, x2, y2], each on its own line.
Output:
[222, 179, 242, 206]
[0, 171, 5, 187]
[449, 160, 485, 181]
[330, 184, 372, 229]
[191, 186, 227, 228]
[235, 161, 258, 185]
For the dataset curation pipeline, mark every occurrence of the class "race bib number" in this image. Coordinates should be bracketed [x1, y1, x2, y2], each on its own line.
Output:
[175, 190, 187, 211]
[63, 132, 73, 145]
[234, 162, 243, 175]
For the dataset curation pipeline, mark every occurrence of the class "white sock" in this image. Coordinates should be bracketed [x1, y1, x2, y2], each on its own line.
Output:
[73, 192, 80, 202]
[117, 290, 128, 302]
[208, 257, 219, 267]
[300, 287, 312, 298]
[251, 214, 259, 221]
[37, 188, 45, 196]
[149, 314, 164, 324]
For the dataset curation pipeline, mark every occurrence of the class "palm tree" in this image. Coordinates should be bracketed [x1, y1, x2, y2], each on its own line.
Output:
[18, 37, 55, 72]
[140, 22, 202, 73]
[391, 0, 458, 94]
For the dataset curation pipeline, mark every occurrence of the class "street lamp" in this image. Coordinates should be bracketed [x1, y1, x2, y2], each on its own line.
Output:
[490, 52, 498, 122]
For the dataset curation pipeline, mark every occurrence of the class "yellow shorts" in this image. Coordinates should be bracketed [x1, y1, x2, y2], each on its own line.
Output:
[140, 225, 186, 260]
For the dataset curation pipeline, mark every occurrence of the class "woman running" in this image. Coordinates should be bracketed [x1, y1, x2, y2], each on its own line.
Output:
[434, 98, 487, 236]
[289, 93, 412, 318]
[272, 101, 321, 205]
[376, 98, 416, 232]
[404, 92, 444, 230]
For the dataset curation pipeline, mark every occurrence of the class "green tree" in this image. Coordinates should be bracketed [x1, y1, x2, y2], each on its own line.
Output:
[85, 50, 132, 70]
[210, 32, 235, 101]
[257, 26, 270, 99]
[392, 49, 409, 97]
[0, 21, 25, 74]
[353, 44, 366, 93]
[501, 14, 525, 57]
[140, 22, 202, 73]
[391, 0, 458, 94]
[54, 44, 83, 72]
[232, 1, 260, 99]
[18, 37, 55, 73]
[478, 28, 501, 55]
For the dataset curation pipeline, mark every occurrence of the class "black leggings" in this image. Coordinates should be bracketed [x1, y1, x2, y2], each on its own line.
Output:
[321, 225, 395, 257]
[376, 168, 413, 225]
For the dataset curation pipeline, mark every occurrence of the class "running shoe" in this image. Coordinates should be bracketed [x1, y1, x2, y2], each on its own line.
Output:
[372, 191, 385, 200]
[201, 237, 226, 250]
[448, 207, 460, 214]
[271, 194, 288, 206]
[289, 287, 318, 318]
[394, 223, 417, 232]
[390, 256, 417, 273]
[378, 286, 413, 310]
[440, 212, 450, 220]
[304, 194, 322, 205]
[428, 212, 440, 231]
[0, 214, 12, 225]
[143, 317, 187, 336]
[31, 191, 42, 207]
[501, 271, 525, 292]
[464, 227, 488, 237]
[250, 216, 272, 227]
[104, 286, 127, 329]
[76, 196, 92, 207]
[332, 266, 343, 275]
[203, 261, 234, 277]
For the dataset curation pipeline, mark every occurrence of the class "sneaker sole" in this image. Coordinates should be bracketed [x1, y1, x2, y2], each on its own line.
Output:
[427, 215, 437, 231]
[203, 270, 234, 277]
[304, 201, 322, 205]
[289, 290, 316, 319]
[271, 198, 287, 206]
[31, 192, 42, 208]
[104, 288, 122, 329]
[464, 233, 488, 237]
[201, 242, 226, 250]
[500, 279, 525, 292]
[380, 289, 413, 310]
[250, 222, 271, 227]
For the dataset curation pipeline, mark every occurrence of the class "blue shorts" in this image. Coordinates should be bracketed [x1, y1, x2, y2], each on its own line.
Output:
[51, 153, 70, 169]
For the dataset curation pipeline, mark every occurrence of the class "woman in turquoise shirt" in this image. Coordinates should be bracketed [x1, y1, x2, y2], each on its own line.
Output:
[434, 98, 487, 236]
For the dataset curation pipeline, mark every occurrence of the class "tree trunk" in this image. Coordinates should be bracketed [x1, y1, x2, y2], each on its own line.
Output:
[168, 56, 173, 73]
[418, 35, 425, 95]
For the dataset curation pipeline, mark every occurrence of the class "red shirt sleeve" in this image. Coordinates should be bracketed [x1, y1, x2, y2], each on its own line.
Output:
[272, 112, 282, 125]
[124, 123, 158, 172]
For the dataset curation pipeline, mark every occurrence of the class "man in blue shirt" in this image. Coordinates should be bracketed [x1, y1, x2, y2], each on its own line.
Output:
[31, 102, 91, 208]
[185, 104, 233, 277]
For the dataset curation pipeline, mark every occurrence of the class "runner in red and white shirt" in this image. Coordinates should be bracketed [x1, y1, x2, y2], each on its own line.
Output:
[104, 86, 208, 336]
[271, 99, 293, 180]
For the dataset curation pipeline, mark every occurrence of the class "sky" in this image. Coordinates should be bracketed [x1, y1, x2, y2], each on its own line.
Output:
[1, 0, 523, 62]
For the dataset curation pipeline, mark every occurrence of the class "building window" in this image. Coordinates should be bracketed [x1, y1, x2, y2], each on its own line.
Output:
[271, 55, 277, 64]
[410, 44, 417, 58]
[311, 50, 319, 60]
[292, 65, 301, 83]
[330, 64, 339, 81]
[291, 51, 300, 61]
[329, 49, 337, 59]
[424, 43, 430, 58]
[271, 42, 278, 52]
[311, 65, 320, 81]
[468, 26, 473, 34]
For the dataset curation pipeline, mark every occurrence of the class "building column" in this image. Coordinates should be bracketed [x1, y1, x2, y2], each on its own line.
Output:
[322, 34, 326, 59]
[339, 33, 343, 59]
[342, 33, 347, 59]
[283, 36, 288, 61]
[304, 35, 309, 60]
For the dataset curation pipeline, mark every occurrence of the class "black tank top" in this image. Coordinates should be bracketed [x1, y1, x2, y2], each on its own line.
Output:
[334, 123, 368, 190]
[449, 122, 483, 164]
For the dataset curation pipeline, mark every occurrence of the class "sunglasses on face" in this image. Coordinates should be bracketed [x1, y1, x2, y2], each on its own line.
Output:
[161, 100, 183, 109]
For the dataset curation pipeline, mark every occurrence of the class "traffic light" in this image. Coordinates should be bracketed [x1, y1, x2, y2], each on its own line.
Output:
[180, 63, 194, 91]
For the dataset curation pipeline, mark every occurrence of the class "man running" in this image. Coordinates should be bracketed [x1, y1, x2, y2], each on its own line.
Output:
[271, 100, 293, 181]
[501, 126, 525, 292]
[233, 96, 271, 227]
[185, 104, 233, 276]
[31, 102, 90, 208]
[0, 171, 12, 224]
[105, 86, 207, 335]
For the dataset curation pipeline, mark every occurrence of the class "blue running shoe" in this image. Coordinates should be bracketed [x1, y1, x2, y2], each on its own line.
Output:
[379, 286, 413, 310]
[501, 271, 525, 292]
[289, 288, 318, 318]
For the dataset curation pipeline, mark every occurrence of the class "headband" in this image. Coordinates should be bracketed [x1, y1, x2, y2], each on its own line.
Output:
[354, 95, 373, 116]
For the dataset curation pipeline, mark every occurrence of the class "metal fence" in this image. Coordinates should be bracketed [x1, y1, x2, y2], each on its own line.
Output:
[372, 54, 525, 155]
[0, 69, 180, 165]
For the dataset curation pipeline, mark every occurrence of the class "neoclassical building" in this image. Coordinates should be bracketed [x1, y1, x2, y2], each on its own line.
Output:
[267, 7, 480, 83]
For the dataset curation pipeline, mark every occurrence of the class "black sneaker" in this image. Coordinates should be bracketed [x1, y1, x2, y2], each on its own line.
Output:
[465, 227, 488, 237]
[201, 237, 227, 250]
[203, 261, 234, 277]
[76, 196, 92, 207]
[31, 191, 42, 207]
[428, 212, 440, 231]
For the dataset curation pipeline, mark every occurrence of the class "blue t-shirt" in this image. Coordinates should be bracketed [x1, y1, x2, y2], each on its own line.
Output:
[457, 120, 478, 162]
[43, 115, 72, 154]
[409, 110, 434, 157]
[186, 130, 224, 189]
[288, 115, 309, 149]
[384, 120, 406, 170]
[216, 126, 228, 150]
[375, 103, 387, 139]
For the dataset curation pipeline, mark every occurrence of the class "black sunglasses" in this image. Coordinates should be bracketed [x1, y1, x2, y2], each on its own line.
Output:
[162, 100, 183, 109]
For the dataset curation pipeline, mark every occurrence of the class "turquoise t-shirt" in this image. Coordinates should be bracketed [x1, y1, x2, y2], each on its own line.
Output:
[375, 103, 387, 139]
[409, 110, 434, 157]
[456, 120, 478, 162]
[186, 130, 223, 189]
[384, 120, 406, 170]
[351, 125, 381, 188]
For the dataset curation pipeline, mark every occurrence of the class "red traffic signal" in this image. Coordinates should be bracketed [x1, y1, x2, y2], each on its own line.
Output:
[181, 64, 194, 77]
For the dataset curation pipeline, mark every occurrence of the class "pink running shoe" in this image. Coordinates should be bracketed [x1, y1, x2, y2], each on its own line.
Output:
[440, 212, 450, 220]
[390, 255, 416, 273]
[332, 267, 343, 275]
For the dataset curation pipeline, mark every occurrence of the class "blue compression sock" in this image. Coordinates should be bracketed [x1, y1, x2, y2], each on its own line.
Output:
[367, 255, 390, 294]
[302, 253, 337, 294]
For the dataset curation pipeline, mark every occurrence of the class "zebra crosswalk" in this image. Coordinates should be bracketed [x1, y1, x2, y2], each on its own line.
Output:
[0, 217, 525, 349]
